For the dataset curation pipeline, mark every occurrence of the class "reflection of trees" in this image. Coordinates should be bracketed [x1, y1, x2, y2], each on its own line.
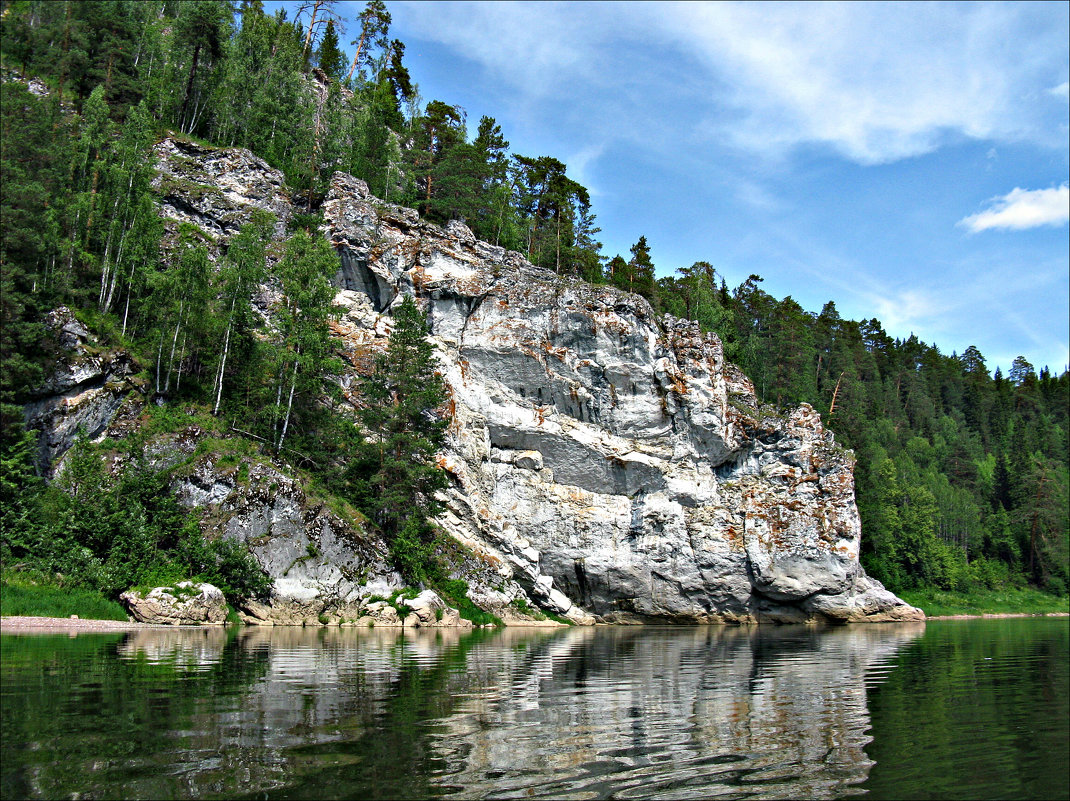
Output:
[862, 619, 1070, 801]
[0, 630, 271, 799]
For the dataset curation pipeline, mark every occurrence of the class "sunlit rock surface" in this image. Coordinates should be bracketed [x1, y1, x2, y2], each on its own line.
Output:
[321, 172, 921, 624]
[119, 581, 228, 625]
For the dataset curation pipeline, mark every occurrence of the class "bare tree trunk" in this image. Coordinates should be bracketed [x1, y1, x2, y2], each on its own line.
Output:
[212, 297, 237, 415]
[302, 0, 323, 58]
[344, 29, 367, 83]
[155, 330, 165, 395]
[103, 226, 128, 313]
[164, 300, 185, 394]
[179, 42, 202, 132]
[828, 372, 845, 417]
[175, 330, 188, 392]
[277, 357, 300, 450]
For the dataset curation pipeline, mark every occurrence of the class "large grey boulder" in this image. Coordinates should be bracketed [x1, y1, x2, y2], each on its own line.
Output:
[120, 582, 228, 625]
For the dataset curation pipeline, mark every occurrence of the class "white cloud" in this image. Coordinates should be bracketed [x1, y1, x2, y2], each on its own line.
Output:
[391, 1, 604, 95]
[651, 2, 1068, 163]
[958, 185, 1070, 232]
[1050, 82, 1070, 100]
[393, 1, 1069, 165]
[564, 143, 607, 196]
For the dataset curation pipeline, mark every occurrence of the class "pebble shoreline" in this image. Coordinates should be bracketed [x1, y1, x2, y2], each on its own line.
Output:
[0, 615, 208, 632]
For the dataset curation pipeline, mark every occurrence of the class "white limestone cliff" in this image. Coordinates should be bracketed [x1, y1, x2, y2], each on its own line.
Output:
[26, 139, 923, 625]
[320, 171, 921, 624]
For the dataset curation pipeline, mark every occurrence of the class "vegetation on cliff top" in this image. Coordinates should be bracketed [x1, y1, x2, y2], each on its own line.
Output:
[0, 0, 1066, 613]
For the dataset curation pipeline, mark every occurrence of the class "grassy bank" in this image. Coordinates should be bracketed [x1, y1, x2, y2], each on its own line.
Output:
[899, 587, 1070, 618]
[0, 576, 129, 621]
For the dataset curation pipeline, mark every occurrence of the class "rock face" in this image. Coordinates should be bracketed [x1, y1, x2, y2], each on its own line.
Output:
[23, 307, 143, 475]
[151, 138, 292, 242]
[26, 139, 923, 625]
[120, 582, 228, 625]
[320, 172, 922, 624]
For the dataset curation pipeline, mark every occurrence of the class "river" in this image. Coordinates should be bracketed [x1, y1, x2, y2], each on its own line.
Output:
[1, 618, 1066, 799]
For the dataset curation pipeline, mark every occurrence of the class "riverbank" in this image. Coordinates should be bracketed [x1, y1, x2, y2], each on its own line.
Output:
[0, 615, 182, 633]
[898, 587, 1070, 618]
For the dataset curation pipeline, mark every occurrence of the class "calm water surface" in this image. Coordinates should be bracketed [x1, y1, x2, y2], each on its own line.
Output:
[1, 619, 1066, 800]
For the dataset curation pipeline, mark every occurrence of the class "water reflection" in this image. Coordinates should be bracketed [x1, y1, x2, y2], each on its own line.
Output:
[118, 627, 228, 671]
[2, 623, 926, 800]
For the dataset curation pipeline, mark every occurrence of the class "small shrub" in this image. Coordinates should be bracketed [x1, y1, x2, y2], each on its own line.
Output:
[435, 578, 502, 627]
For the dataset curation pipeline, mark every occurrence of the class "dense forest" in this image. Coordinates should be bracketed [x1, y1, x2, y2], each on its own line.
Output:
[1, 0, 1066, 605]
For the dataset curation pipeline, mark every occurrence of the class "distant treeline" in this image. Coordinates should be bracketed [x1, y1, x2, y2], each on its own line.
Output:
[1, 0, 1066, 598]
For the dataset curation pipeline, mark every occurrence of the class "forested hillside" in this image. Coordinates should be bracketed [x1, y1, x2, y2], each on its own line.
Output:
[1, 0, 1066, 603]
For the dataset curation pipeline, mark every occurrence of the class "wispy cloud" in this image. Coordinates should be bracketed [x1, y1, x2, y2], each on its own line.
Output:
[563, 143, 607, 197]
[958, 184, 1070, 233]
[1049, 82, 1070, 100]
[652, 2, 1069, 163]
[394, 1, 1069, 165]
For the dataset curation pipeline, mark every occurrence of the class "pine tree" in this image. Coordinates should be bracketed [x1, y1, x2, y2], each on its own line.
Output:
[345, 0, 391, 85]
[350, 295, 449, 575]
[316, 19, 344, 81]
[628, 236, 656, 301]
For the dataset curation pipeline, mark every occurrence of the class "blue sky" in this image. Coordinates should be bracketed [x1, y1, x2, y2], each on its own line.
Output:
[270, 1, 1069, 374]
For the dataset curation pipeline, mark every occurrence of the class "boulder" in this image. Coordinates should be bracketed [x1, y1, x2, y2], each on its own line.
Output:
[120, 582, 228, 625]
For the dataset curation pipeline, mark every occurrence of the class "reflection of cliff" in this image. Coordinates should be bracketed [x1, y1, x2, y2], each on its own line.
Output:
[107, 624, 923, 799]
[427, 624, 926, 799]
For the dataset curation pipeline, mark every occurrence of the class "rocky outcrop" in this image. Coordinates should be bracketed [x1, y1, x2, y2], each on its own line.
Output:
[319, 172, 922, 624]
[120, 582, 228, 625]
[25, 139, 922, 625]
[151, 138, 292, 243]
[170, 451, 399, 618]
[23, 308, 144, 475]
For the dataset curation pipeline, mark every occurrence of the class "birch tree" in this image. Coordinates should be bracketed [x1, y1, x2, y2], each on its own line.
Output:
[210, 210, 274, 415]
[271, 230, 340, 451]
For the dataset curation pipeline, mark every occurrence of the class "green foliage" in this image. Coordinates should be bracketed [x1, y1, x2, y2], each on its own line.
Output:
[315, 20, 344, 81]
[435, 578, 502, 627]
[1, 437, 271, 604]
[2, 0, 1064, 618]
[898, 587, 1070, 617]
[345, 295, 448, 580]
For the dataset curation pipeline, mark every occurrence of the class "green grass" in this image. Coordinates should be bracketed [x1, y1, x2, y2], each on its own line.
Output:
[899, 587, 1070, 617]
[1, 581, 129, 621]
